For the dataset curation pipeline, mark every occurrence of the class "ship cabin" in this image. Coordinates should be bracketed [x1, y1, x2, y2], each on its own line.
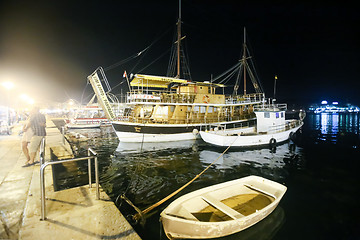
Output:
[126, 74, 264, 124]
[254, 104, 287, 133]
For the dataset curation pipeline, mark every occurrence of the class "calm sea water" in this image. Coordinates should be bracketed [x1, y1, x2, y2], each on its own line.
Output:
[55, 112, 360, 240]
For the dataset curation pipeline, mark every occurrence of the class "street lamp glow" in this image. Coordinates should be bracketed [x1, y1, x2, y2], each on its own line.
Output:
[20, 93, 35, 105]
[20, 94, 29, 101]
[1, 81, 15, 90]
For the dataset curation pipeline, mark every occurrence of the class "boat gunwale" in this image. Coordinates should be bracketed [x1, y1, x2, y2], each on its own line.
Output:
[160, 176, 287, 225]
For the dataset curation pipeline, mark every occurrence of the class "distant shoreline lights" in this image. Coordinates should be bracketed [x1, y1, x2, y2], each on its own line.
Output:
[309, 101, 360, 113]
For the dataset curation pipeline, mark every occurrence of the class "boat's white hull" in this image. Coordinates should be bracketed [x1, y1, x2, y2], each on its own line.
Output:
[200, 121, 303, 147]
[66, 118, 109, 129]
[66, 123, 101, 129]
[160, 176, 287, 239]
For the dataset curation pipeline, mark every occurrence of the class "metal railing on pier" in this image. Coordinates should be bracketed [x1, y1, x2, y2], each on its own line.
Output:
[39, 139, 99, 220]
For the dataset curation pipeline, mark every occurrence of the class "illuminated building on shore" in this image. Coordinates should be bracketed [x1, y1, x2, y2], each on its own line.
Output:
[309, 101, 360, 113]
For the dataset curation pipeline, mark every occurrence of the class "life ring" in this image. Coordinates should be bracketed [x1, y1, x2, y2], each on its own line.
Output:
[203, 95, 210, 103]
[269, 138, 276, 147]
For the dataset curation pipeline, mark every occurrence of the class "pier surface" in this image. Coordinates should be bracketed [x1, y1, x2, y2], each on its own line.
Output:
[0, 118, 140, 239]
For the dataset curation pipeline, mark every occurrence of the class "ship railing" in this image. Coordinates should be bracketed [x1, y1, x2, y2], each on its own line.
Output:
[204, 120, 254, 132]
[127, 90, 199, 104]
[254, 103, 288, 112]
[267, 119, 302, 133]
[225, 93, 265, 105]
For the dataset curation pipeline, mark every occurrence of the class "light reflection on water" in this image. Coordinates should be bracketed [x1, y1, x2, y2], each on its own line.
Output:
[307, 112, 360, 147]
[54, 112, 360, 239]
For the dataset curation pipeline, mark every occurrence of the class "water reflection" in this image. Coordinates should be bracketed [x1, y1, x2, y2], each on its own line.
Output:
[116, 140, 197, 153]
[306, 113, 360, 147]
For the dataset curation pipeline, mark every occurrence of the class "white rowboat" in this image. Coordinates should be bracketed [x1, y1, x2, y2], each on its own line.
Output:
[160, 175, 286, 239]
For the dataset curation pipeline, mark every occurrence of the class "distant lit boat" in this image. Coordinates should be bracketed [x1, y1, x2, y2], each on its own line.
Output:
[199, 104, 304, 147]
[308, 101, 360, 114]
[160, 175, 287, 239]
[65, 106, 110, 129]
[66, 120, 102, 129]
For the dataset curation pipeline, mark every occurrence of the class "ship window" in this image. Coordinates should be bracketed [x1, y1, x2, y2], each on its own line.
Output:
[264, 112, 270, 118]
[276, 112, 279, 118]
[281, 112, 284, 118]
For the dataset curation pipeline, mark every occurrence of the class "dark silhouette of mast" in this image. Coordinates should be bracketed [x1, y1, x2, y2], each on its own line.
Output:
[176, 0, 182, 78]
[242, 27, 247, 95]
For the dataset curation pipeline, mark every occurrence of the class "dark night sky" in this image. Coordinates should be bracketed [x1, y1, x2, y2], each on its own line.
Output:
[0, 0, 359, 106]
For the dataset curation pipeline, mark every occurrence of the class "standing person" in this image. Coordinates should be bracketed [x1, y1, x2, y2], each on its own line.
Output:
[22, 106, 46, 167]
[21, 117, 34, 166]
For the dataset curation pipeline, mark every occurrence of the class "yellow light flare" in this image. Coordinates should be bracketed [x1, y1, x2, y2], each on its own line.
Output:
[1, 81, 15, 90]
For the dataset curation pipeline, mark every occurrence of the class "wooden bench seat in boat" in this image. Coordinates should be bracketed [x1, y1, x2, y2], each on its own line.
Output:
[201, 194, 245, 220]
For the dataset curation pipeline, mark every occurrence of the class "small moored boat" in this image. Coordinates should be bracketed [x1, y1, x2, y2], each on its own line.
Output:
[160, 175, 287, 239]
[65, 119, 103, 129]
[199, 104, 304, 147]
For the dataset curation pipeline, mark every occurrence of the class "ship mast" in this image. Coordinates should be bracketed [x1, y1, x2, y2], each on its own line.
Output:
[242, 27, 247, 95]
[176, 0, 181, 78]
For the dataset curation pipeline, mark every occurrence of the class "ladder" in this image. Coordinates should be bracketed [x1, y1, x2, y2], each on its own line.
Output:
[87, 67, 116, 120]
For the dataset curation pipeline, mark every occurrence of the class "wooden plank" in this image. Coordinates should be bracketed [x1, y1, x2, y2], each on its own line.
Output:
[201, 194, 245, 220]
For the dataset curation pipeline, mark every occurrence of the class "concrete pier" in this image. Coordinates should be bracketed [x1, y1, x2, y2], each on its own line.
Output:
[0, 118, 141, 239]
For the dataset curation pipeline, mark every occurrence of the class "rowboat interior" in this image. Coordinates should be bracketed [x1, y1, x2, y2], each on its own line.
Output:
[167, 184, 277, 222]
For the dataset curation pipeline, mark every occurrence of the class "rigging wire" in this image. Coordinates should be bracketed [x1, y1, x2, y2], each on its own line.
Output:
[221, 66, 240, 86]
[212, 62, 241, 83]
[233, 66, 243, 95]
[108, 79, 127, 93]
[244, 36, 264, 93]
[136, 48, 171, 74]
[104, 48, 149, 72]
[104, 24, 174, 72]
[167, 26, 178, 77]
[245, 62, 263, 93]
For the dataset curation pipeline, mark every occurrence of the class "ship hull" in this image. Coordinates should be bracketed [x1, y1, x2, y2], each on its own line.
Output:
[112, 119, 256, 143]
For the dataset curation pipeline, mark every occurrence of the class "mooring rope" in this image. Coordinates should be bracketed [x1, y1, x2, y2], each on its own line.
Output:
[132, 134, 239, 222]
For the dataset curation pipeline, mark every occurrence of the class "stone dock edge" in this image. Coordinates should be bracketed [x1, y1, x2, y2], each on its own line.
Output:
[4, 117, 141, 240]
